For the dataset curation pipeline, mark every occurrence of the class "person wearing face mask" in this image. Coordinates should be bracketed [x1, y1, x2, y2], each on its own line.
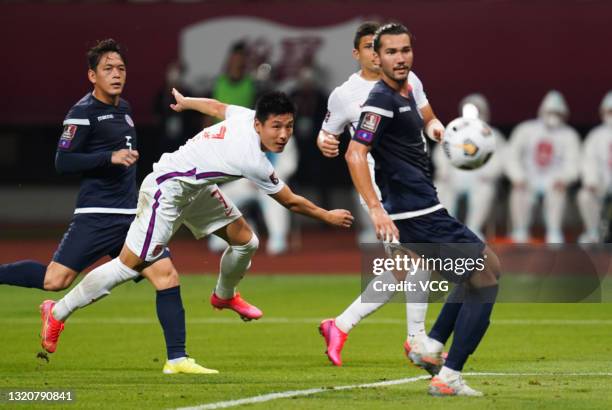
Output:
[577, 91, 612, 243]
[505, 90, 581, 243]
[433, 93, 506, 240]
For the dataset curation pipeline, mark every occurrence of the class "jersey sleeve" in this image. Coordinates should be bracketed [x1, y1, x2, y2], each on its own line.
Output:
[352, 92, 394, 147]
[321, 88, 349, 135]
[225, 105, 254, 120]
[409, 72, 429, 109]
[55, 107, 112, 174]
[243, 155, 286, 195]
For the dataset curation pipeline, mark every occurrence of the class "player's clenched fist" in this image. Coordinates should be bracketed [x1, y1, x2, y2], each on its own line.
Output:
[317, 131, 340, 158]
[326, 209, 354, 228]
[111, 149, 139, 167]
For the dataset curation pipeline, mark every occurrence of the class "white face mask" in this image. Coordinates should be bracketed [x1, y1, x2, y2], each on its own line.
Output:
[543, 113, 563, 128]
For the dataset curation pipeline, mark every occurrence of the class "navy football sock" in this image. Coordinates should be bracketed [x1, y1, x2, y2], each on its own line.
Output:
[156, 286, 187, 360]
[444, 285, 499, 371]
[0, 260, 46, 289]
[428, 283, 465, 344]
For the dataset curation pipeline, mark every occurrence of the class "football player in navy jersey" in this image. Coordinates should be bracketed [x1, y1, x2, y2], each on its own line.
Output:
[0, 39, 205, 374]
[346, 23, 501, 396]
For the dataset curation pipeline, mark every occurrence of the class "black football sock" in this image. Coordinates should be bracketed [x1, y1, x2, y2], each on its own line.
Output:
[156, 286, 187, 360]
[0, 260, 46, 289]
[428, 283, 466, 344]
[444, 285, 498, 371]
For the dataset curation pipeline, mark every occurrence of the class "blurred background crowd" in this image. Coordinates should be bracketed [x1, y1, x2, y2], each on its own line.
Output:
[1, 0, 610, 255]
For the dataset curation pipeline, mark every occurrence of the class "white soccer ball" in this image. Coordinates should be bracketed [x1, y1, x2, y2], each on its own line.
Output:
[442, 113, 496, 170]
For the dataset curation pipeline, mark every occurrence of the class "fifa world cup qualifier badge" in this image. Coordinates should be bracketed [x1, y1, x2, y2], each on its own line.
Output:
[58, 125, 77, 149]
[362, 112, 381, 132]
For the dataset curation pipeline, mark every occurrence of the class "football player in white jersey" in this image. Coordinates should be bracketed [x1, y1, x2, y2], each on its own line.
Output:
[40, 90, 354, 373]
[208, 137, 298, 255]
[577, 91, 612, 243]
[505, 90, 581, 243]
[433, 94, 506, 239]
[316, 22, 436, 369]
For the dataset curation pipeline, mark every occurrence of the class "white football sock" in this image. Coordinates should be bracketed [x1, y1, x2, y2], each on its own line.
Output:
[52, 257, 139, 321]
[405, 268, 431, 339]
[167, 357, 187, 364]
[215, 234, 259, 299]
[438, 365, 461, 380]
[335, 270, 398, 334]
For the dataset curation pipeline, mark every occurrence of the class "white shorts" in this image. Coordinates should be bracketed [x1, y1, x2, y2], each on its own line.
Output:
[126, 173, 242, 262]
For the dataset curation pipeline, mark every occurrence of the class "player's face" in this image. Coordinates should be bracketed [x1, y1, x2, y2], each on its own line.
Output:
[376, 33, 413, 83]
[255, 114, 294, 153]
[353, 35, 380, 73]
[88, 52, 126, 101]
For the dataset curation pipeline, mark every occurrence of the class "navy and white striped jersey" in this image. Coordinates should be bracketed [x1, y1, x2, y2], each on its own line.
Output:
[353, 79, 440, 218]
[56, 93, 138, 214]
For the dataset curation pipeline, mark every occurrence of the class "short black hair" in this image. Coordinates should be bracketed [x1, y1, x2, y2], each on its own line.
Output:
[373, 23, 414, 52]
[87, 39, 126, 70]
[255, 91, 296, 123]
[353, 21, 380, 50]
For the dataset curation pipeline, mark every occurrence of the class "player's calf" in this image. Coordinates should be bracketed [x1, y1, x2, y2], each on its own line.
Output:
[43, 262, 78, 291]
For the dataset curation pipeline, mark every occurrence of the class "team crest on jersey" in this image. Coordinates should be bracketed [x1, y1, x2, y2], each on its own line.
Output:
[152, 244, 164, 257]
[362, 113, 381, 132]
[356, 130, 373, 143]
[125, 114, 134, 127]
[269, 172, 279, 185]
[58, 124, 77, 149]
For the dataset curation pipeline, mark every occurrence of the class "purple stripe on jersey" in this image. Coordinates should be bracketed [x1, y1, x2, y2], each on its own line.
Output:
[140, 190, 162, 260]
[155, 168, 197, 184]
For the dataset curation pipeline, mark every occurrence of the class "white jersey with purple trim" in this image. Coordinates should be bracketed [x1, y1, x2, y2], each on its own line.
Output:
[152, 105, 284, 197]
[321, 71, 428, 203]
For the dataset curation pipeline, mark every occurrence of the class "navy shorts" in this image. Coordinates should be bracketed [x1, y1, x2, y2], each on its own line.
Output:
[53, 213, 134, 272]
[395, 209, 485, 283]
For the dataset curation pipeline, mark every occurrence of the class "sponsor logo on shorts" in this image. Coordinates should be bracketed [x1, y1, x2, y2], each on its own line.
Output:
[361, 112, 381, 132]
[356, 130, 373, 143]
[269, 172, 279, 185]
[58, 124, 77, 149]
[125, 114, 134, 127]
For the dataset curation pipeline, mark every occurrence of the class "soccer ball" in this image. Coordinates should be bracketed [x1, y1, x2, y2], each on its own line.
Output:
[442, 115, 496, 170]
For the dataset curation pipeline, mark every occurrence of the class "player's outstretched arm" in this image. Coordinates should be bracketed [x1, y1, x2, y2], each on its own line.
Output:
[345, 140, 399, 242]
[170, 88, 227, 120]
[270, 186, 353, 228]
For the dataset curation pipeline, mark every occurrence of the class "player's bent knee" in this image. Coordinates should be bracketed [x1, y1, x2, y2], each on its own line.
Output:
[141, 258, 179, 290]
[43, 264, 78, 291]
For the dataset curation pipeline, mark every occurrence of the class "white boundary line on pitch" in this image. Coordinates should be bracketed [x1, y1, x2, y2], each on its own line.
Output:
[3, 317, 612, 325]
[172, 372, 612, 410]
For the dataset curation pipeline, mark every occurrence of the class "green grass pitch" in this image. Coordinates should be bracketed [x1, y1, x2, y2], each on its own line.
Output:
[1, 274, 611, 409]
